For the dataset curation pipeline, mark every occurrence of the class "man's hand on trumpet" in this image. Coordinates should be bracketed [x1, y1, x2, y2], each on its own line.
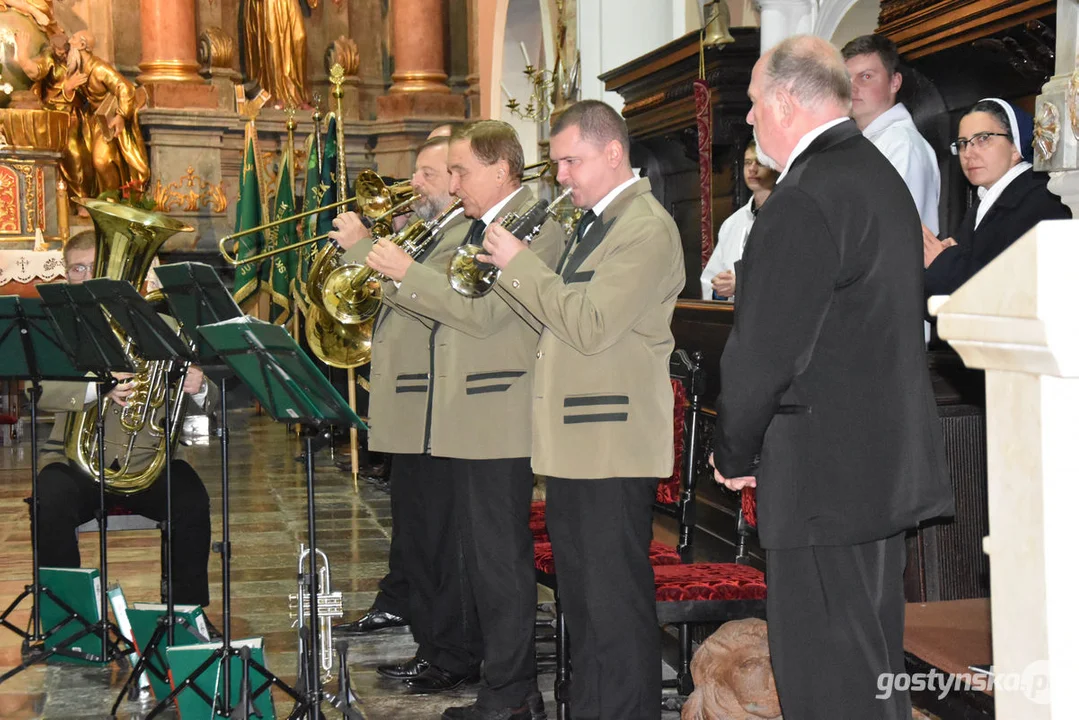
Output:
[365, 238, 413, 283]
[328, 212, 370, 251]
[479, 222, 527, 269]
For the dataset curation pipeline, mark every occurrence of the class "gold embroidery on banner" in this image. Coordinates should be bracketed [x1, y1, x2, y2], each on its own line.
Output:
[151, 166, 228, 213]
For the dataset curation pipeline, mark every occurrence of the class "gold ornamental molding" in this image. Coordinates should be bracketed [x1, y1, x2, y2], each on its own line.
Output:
[137, 59, 202, 84]
[152, 166, 227, 213]
[390, 71, 451, 94]
[0, 109, 70, 152]
[198, 26, 235, 70]
[325, 35, 360, 76]
[1033, 100, 1059, 164]
[1069, 59, 1079, 140]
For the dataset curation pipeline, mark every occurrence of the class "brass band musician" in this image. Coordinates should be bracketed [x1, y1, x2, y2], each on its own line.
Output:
[329, 134, 485, 686]
[31, 232, 217, 614]
[365, 120, 566, 718]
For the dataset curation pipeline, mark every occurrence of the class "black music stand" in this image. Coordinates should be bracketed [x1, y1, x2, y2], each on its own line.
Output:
[197, 316, 365, 720]
[0, 296, 108, 680]
[124, 261, 248, 715]
[3, 283, 139, 678]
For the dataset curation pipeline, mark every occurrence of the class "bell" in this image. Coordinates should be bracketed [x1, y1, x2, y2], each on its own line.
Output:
[702, 1, 735, 47]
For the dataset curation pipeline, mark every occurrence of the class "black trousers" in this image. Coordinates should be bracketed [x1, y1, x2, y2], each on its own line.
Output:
[34, 460, 211, 607]
[394, 453, 482, 675]
[453, 457, 537, 708]
[371, 454, 409, 619]
[546, 476, 661, 720]
[766, 533, 910, 720]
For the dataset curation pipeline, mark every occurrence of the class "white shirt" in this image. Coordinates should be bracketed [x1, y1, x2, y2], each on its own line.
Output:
[700, 199, 755, 299]
[481, 186, 525, 226]
[974, 161, 1032, 229]
[863, 103, 941, 234]
[776, 117, 850, 184]
[589, 175, 639, 218]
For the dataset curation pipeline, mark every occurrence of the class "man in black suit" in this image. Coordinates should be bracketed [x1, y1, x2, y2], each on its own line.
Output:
[709, 35, 954, 720]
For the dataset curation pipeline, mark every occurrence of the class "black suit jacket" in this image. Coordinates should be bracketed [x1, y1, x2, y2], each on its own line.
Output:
[925, 167, 1071, 299]
[713, 121, 954, 549]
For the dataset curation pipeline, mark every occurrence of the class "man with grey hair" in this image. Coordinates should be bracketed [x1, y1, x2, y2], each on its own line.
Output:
[709, 35, 953, 719]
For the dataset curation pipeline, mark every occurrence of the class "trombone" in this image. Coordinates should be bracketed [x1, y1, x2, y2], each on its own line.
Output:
[218, 160, 553, 268]
[218, 170, 414, 266]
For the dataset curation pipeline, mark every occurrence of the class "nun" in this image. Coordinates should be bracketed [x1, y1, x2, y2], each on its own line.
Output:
[923, 97, 1071, 299]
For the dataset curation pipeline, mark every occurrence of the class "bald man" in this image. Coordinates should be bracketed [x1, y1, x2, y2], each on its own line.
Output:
[708, 35, 953, 719]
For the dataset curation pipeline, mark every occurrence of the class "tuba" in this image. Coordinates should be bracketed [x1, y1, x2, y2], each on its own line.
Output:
[449, 187, 574, 297]
[63, 199, 193, 495]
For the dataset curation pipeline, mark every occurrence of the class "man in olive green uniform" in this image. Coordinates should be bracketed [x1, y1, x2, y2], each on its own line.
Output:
[483, 101, 685, 720]
[34, 231, 216, 609]
[367, 120, 565, 718]
[329, 136, 484, 686]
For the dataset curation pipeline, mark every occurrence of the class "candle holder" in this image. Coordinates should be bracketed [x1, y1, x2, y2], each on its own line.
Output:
[505, 64, 556, 123]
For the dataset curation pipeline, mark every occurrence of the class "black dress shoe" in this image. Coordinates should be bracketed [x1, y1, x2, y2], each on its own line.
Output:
[375, 656, 429, 680]
[334, 608, 408, 635]
[440, 700, 531, 720]
[442, 690, 544, 720]
[406, 664, 480, 693]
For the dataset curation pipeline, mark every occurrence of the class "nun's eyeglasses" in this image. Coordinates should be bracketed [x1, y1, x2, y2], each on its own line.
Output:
[950, 132, 1010, 155]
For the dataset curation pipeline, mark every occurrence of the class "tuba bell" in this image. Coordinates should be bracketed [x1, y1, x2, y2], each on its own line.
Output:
[63, 199, 193, 495]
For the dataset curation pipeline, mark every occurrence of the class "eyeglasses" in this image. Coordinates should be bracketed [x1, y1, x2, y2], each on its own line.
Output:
[65, 263, 91, 276]
[950, 132, 1010, 155]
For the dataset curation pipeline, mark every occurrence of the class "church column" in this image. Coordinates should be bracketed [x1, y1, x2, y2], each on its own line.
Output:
[137, 0, 201, 83]
[374, 0, 465, 176]
[755, 0, 815, 54]
[387, 0, 452, 94]
[1035, 0, 1079, 215]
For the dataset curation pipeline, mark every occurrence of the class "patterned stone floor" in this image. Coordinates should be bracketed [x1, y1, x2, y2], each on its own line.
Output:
[0, 410, 684, 719]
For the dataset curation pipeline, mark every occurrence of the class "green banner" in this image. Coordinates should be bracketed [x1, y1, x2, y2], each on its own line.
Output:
[263, 147, 297, 325]
[231, 122, 265, 307]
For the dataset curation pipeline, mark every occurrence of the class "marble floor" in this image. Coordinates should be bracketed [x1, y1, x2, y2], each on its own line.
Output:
[0, 410, 684, 719]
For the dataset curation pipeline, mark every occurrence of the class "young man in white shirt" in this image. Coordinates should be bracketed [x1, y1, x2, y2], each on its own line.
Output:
[842, 34, 940, 235]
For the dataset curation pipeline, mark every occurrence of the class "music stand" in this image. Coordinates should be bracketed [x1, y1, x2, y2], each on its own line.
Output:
[0, 296, 107, 681]
[198, 316, 365, 720]
[123, 261, 248, 715]
[6, 283, 138, 678]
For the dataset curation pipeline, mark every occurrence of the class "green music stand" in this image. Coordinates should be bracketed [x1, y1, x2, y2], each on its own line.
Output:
[196, 317, 364, 720]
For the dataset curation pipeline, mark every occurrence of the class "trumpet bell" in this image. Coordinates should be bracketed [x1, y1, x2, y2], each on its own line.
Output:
[304, 303, 373, 369]
[322, 264, 383, 325]
[448, 244, 497, 298]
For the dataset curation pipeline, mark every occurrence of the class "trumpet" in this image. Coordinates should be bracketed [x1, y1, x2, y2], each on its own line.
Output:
[449, 186, 574, 297]
[321, 197, 465, 324]
[218, 170, 414, 267]
[289, 544, 343, 681]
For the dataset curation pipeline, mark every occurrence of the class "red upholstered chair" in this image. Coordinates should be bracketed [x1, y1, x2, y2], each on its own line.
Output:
[542, 352, 768, 719]
[534, 378, 687, 716]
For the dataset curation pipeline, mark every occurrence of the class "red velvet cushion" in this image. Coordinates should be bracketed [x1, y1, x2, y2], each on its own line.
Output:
[741, 486, 758, 529]
[534, 539, 682, 576]
[656, 378, 686, 506]
[530, 501, 549, 542]
[654, 562, 767, 602]
[0, 415, 16, 424]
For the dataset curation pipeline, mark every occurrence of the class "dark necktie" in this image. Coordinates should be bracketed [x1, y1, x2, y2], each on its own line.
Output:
[557, 210, 596, 274]
[463, 218, 486, 247]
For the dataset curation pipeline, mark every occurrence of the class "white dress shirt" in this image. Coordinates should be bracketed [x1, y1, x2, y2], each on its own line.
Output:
[974, 161, 1032, 229]
[863, 103, 941, 234]
[700, 199, 755, 299]
[776, 117, 850, 184]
